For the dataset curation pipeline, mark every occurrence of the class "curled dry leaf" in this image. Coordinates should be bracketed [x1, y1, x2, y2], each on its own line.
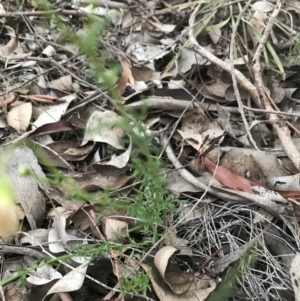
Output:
[0, 25, 19, 57]
[19, 228, 49, 246]
[44, 262, 88, 299]
[141, 246, 216, 301]
[27, 265, 62, 285]
[252, 1, 274, 12]
[154, 246, 198, 294]
[48, 209, 77, 253]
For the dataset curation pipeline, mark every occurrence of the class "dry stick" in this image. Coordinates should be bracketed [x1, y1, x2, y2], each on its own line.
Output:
[125, 97, 300, 118]
[189, 3, 300, 171]
[252, 0, 300, 170]
[189, 6, 261, 107]
[229, 0, 259, 150]
[27, 238, 156, 301]
[160, 133, 289, 215]
[0, 95, 16, 108]
[243, 105, 300, 118]
[0, 10, 88, 18]
[81, 0, 129, 9]
[252, 1, 300, 170]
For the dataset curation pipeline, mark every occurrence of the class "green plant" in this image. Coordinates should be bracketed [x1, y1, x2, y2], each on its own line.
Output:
[206, 245, 258, 301]
[0, 0, 181, 297]
[120, 270, 152, 297]
[285, 33, 300, 65]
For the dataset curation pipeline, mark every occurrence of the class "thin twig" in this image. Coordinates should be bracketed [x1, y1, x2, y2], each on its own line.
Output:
[22, 56, 116, 107]
[189, 2, 300, 171]
[0, 10, 88, 18]
[229, 0, 259, 150]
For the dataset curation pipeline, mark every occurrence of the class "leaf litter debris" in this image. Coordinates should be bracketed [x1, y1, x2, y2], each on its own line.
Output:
[1, 0, 300, 300]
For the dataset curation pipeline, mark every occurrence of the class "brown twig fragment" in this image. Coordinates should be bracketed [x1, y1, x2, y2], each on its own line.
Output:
[0, 95, 16, 108]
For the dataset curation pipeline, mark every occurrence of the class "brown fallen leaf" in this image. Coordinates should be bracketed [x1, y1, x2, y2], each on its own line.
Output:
[0, 95, 16, 108]
[203, 157, 300, 200]
[203, 157, 256, 193]
[28, 120, 75, 138]
[117, 60, 135, 95]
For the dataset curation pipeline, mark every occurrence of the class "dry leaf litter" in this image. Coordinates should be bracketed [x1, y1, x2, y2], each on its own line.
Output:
[0, 0, 300, 301]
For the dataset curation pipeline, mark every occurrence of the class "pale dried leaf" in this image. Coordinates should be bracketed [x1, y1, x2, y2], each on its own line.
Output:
[27, 265, 62, 285]
[177, 130, 203, 151]
[82, 110, 125, 149]
[0, 26, 18, 57]
[165, 169, 201, 196]
[102, 136, 132, 168]
[7, 102, 32, 133]
[122, 10, 133, 28]
[103, 218, 128, 242]
[33, 94, 76, 128]
[48, 210, 77, 253]
[45, 262, 88, 298]
[208, 28, 221, 44]
[42, 45, 56, 57]
[248, 10, 265, 48]
[252, 1, 274, 12]
[49, 75, 73, 91]
[251, 186, 287, 203]
[149, 21, 176, 33]
[0, 116, 7, 128]
[19, 229, 49, 246]
[178, 48, 207, 73]
[0, 4, 5, 22]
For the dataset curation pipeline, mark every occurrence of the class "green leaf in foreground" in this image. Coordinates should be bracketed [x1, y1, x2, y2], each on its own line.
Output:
[206, 246, 258, 301]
